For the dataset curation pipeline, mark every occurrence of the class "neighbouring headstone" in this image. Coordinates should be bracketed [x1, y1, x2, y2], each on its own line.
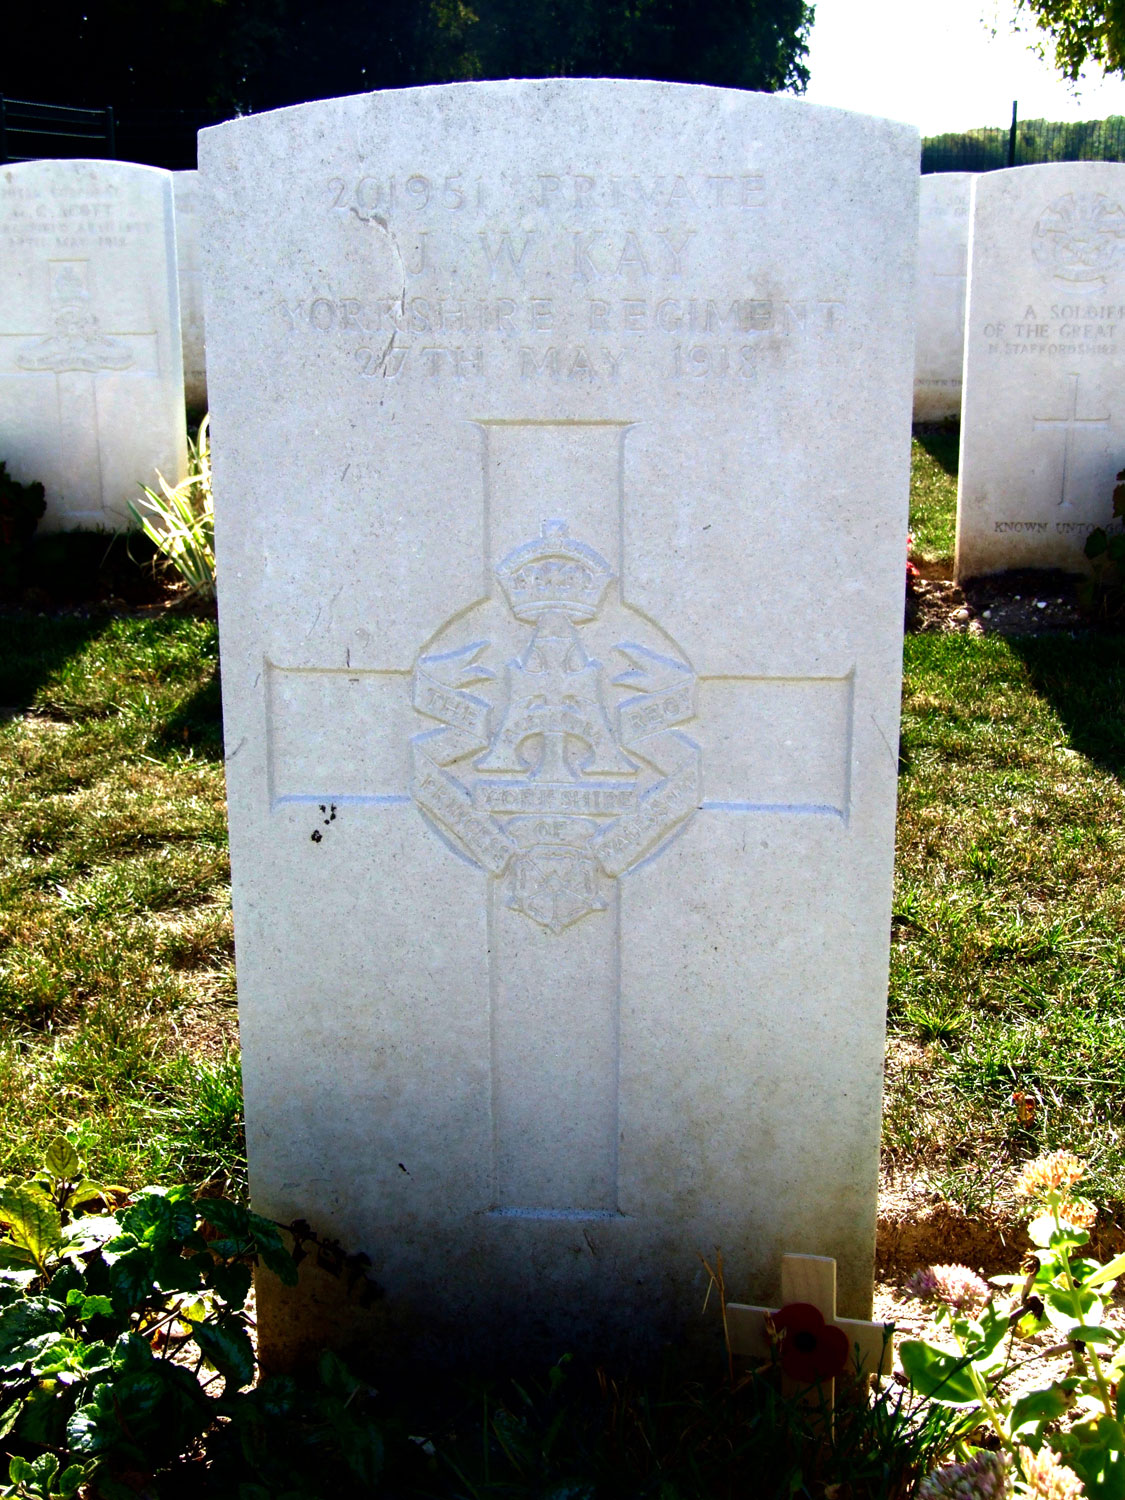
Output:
[201, 80, 917, 1365]
[174, 171, 208, 412]
[957, 162, 1125, 578]
[914, 172, 973, 422]
[0, 159, 187, 531]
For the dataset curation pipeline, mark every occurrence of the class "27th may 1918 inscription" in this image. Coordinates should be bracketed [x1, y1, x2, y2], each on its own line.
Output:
[269, 169, 847, 380]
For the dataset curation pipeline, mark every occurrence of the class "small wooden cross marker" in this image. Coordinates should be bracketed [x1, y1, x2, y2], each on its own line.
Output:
[726, 1254, 894, 1409]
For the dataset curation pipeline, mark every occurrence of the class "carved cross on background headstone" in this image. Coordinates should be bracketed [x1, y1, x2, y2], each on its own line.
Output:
[1033, 372, 1111, 509]
[13, 258, 148, 525]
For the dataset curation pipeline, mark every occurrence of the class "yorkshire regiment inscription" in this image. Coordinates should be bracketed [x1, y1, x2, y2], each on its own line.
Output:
[412, 520, 699, 933]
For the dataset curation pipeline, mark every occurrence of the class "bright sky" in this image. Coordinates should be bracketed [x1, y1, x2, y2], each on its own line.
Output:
[802, 0, 1125, 135]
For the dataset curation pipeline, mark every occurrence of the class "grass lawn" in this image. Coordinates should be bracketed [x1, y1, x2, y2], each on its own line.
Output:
[0, 434, 1122, 1228]
[909, 427, 958, 567]
[0, 616, 241, 1190]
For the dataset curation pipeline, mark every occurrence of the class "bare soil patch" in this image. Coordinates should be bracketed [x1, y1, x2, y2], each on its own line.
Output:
[907, 567, 1090, 637]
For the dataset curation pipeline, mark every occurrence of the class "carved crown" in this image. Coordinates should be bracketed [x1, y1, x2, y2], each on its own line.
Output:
[495, 520, 615, 623]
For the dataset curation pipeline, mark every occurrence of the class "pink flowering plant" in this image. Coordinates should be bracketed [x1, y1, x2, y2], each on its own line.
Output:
[902, 1153, 1125, 1500]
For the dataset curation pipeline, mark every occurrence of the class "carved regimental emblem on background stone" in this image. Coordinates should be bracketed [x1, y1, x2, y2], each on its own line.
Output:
[17, 261, 134, 374]
[410, 521, 700, 932]
[1033, 193, 1125, 284]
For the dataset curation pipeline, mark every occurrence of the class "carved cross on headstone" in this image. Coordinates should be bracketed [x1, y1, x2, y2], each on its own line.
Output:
[931, 247, 968, 339]
[726, 1253, 893, 1408]
[266, 420, 857, 1219]
[13, 259, 145, 524]
[1033, 372, 1111, 509]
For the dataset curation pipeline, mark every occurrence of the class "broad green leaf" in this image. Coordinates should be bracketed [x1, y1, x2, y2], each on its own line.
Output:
[44, 1137, 81, 1185]
[0, 1242, 36, 1268]
[1085, 1252, 1125, 1290]
[59, 1215, 120, 1257]
[899, 1339, 980, 1406]
[8, 1455, 35, 1485]
[107, 1246, 157, 1312]
[1057, 1417, 1125, 1500]
[1067, 1324, 1118, 1347]
[208, 1259, 252, 1308]
[1028, 1212, 1089, 1252]
[0, 1397, 20, 1441]
[58, 1465, 88, 1498]
[64, 1181, 107, 1214]
[118, 1189, 195, 1249]
[1043, 1281, 1101, 1331]
[0, 1185, 63, 1272]
[0, 1296, 65, 1371]
[151, 1246, 204, 1297]
[189, 1316, 255, 1389]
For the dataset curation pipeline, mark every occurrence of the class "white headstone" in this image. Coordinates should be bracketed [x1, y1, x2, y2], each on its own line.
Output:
[174, 171, 208, 412]
[914, 173, 973, 422]
[0, 159, 187, 532]
[958, 162, 1125, 578]
[201, 80, 917, 1362]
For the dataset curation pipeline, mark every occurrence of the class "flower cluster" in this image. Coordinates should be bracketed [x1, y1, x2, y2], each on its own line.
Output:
[1018, 1445, 1085, 1500]
[1015, 1153, 1087, 1202]
[918, 1450, 1012, 1500]
[908, 1263, 991, 1315]
[1055, 1196, 1098, 1232]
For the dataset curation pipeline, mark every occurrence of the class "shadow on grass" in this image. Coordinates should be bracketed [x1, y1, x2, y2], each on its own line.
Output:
[0, 615, 107, 716]
[914, 426, 959, 478]
[1007, 633, 1125, 784]
[152, 671, 224, 760]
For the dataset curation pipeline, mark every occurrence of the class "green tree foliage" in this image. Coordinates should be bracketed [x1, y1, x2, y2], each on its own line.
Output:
[1, 0, 812, 114]
[1013, 0, 1125, 81]
[431, 0, 814, 92]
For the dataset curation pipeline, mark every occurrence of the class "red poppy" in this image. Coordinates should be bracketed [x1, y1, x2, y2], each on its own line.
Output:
[769, 1302, 850, 1383]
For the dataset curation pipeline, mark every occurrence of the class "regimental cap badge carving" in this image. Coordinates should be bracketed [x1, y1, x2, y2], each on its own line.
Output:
[1033, 191, 1125, 284]
[410, 518, 701, 934]
[495, 519, 615, 623]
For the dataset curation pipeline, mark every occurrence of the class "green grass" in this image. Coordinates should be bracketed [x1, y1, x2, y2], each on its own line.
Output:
[0, 615, 244, 1193]
[886, 632, 1125, 1212]
[909, 428, 959, 566]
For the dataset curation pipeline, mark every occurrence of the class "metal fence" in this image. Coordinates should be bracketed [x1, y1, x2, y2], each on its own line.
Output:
[0, 97, 220, 170]
[0, 97, 115, 164]
[922, 113, 1125, 173]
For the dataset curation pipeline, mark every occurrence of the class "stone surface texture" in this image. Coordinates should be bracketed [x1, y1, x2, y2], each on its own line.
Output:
[0, 159, 186, 531]
[201, 80, 917, 1362]
[914, 172, 973, 421]
[174, 171, 208, 411]
[958, 162, 1125, 577]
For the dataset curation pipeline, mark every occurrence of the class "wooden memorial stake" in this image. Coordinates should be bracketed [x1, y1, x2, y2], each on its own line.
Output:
[726, 1254, 894, 1413]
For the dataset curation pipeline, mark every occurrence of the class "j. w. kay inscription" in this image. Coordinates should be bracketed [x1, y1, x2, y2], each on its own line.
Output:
[411, 520, 699, 933]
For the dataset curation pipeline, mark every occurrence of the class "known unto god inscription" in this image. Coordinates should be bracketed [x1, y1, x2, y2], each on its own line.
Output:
[201, 80, 917, 1363]
[958, 164, 1125, 577]
[0, 160, 186, 530]
[914, 173, 973, 421]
